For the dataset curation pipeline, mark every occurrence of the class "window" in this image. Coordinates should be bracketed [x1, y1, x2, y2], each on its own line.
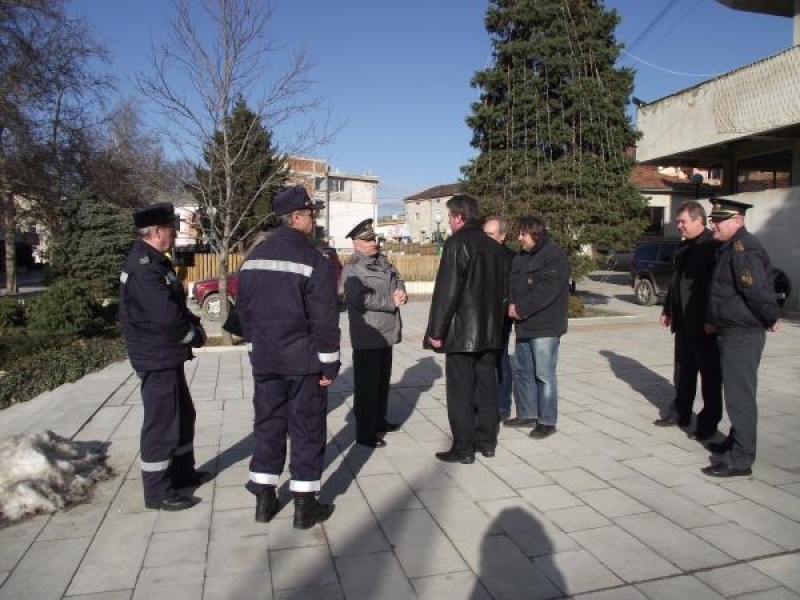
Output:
[737, 150, 792, 192]
[328, 178, 344, 193]
[644, 207, 664, 236]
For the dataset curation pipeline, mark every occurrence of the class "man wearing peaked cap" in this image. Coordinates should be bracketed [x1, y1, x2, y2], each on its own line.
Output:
[133, 202, 177, 228]
[345, 218, 376, 241]
[708, 197, 752, 221]
[342, 217, 407, 449]
[702, 197, 780, 478]
[119, 202, 210, 512]
[237, 182, 340, 529]
[272, 184, 324, 216]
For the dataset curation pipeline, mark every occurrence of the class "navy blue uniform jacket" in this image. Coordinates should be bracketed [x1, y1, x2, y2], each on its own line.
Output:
[119, 238, 201, 372]
[237, 227, 341, 377]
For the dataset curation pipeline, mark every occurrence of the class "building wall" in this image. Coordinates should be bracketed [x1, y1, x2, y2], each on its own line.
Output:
[405, 197, 450, 242]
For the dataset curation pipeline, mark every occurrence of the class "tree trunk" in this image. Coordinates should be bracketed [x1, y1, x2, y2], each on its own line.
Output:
[2, 194, 18, 295]
[218, 245, 232, 345]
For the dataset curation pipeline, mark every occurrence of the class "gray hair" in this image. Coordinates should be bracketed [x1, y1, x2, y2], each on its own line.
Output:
[484, 215, 508, 236]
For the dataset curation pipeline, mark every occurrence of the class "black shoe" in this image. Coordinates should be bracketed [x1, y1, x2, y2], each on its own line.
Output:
[653, 416, 678, 427]
[376, 421, 401, 433]
[145, 494, 198, 511]
[701, 463, 752, 478]
[503, 417, 537, 428]
[708, 438, 733, 454]
[255, 487, 279, 523]
[529, 424, 556, 439]
[690, 429, 716, 442]
[173, 470, 212, 488]
[356, 436, 387, 448]
[435, 450, 475, 464]
[476, 446, 496, 458]
[293, 493, 334, 529]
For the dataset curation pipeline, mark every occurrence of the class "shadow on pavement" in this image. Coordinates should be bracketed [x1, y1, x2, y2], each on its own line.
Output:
[599, 349, 673, 420]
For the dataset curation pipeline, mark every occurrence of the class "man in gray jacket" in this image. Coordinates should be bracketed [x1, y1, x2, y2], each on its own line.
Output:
[507, 214, 570, 439]
[343, 218, 407, 448]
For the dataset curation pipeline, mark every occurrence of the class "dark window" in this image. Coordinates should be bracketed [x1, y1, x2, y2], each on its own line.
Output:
[737, 150, 792, 192]
[644, 207, 665, 236]
[636, 244, 659, 262]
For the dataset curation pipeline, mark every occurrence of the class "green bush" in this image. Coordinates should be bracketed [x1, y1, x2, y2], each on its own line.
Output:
[0, 296, 25, 332]
[26, 279, 104, 336]
[568, 294, 585, 318]
[0, 331, 75, 370]
[0, 336, 127, 410]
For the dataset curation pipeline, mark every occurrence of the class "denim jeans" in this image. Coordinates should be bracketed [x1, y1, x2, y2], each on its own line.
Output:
[512, 336, 560, 425]
[496, 338, 513, 419]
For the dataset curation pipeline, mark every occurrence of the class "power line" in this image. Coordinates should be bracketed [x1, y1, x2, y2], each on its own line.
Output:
[625, 0, 679, 55]
[620, 48, 723, 78]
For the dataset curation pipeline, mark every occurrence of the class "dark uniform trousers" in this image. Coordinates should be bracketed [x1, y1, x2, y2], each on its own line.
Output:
[718, 329, 765, 470]
[353, 347, 393, 439]
[673, 331, 722, 436]
[247, 371, 328, 494]
[139, 367, 197, 503]
[446, 351, 499, 454]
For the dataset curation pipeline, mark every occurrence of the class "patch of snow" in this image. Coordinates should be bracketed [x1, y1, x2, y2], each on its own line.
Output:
[0, 430, 113, 524]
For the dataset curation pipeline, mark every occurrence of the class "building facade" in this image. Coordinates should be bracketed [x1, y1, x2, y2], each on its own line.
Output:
[402, 183, 461, 243]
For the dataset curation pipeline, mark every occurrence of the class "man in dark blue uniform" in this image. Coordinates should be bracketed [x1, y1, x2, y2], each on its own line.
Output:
[237, 185, 341, 529]
[119, 202, 209, 511]
[703, 198, 779, 478]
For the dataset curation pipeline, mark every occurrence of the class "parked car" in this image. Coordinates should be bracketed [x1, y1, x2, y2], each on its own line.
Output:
[629, 237, 792, 308]
[605, 249, 635, 272]
[190, 247, 344, 320]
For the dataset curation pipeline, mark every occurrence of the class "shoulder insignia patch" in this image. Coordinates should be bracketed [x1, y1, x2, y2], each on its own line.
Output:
[139, 256, 151, 265]
[733, 240, 745, 252]
[739, 270, 753, 288]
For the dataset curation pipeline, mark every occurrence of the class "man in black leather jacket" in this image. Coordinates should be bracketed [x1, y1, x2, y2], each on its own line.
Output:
[425, 194, 509, 464]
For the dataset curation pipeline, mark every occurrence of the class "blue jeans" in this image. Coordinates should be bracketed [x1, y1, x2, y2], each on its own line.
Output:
[496, 337, 513, 419]
[512, 336, 560, 425]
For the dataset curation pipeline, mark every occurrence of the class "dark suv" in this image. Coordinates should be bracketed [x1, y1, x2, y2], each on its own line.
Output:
[629, 239, 680, 306]
[629, 238, 792, 308]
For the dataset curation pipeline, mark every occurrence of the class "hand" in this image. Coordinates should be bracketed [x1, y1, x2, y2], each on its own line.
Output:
[704, 323, 717, 335]
[393, 289, 407, 306]
[428, 336, 442, 349]
[508, 304, 520, 320]
[319, 376, 333, 387]
[660, 313, 670, 328]
[768, 320, 779, 332]
[190, 324, 207, 348]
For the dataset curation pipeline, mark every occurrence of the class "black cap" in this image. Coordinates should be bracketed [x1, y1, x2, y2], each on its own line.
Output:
[345, 218, 376, 240]
[709, 198, 752, 221]
[134, 202, 176, 228]
[272, 184, 324, 216]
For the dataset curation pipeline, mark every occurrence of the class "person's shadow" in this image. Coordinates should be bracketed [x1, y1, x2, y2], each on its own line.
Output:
[321, 356, 442, 502]
[468, 507, 566, 599]
[599, 349, 674, 420]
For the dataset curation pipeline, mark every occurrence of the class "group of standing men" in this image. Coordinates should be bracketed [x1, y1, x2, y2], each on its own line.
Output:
[656, 198, 779, 477]
[424, 194, 570, 464]
[118, 185, 776, 535]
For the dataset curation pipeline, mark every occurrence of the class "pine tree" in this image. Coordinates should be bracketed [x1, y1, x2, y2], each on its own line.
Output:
[463, 0, 647, 274]
[49, 193, 133, 301]
[191, 97, 288, 252]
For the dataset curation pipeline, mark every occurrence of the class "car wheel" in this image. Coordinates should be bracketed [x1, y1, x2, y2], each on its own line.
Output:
[202, 293, 223, 320]
[635, 279, 656, 306]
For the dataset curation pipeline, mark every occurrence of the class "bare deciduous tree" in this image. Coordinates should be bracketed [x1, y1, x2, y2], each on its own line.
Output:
[138, 0, 336, 339]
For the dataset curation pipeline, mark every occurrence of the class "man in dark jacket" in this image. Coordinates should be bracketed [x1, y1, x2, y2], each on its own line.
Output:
[702, 198, 779, 478]
[237, 185, 341, 528]
[425, 194, 509, 464]
[656, 201, 722, 441]
[119, 202, 209, 512]
[507, 214, 569, 439]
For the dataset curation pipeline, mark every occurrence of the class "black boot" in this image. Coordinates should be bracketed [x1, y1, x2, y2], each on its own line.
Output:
[292, 492, 334, 530]
[255, 486, 279, 523]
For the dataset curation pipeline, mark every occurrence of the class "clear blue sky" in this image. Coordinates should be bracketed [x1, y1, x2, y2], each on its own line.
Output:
[67, 0, 792, 215]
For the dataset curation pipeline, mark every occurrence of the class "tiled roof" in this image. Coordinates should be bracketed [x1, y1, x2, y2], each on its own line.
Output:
[403, 183, 461, 202]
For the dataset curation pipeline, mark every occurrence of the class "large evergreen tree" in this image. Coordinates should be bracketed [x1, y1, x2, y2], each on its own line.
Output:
[463, 0, 647, 273]
[191, 97, 287, 252]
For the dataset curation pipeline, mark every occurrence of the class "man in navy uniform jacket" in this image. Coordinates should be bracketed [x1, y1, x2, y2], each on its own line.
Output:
[119, 202, 209, 511]
[238, 185, 341, 529]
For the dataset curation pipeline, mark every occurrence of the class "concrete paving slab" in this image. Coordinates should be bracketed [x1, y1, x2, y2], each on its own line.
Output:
[696, 563, 784, 597]
[635, 575, 725, 599]
[750, 554, 800, 593]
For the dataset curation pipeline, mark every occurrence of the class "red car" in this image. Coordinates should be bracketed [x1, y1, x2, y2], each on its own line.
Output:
[190, 247, 344, 320]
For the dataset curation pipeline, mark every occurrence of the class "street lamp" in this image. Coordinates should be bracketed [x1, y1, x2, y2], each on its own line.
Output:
[434, 209, 443, 254]
[691, 172, 704, 199]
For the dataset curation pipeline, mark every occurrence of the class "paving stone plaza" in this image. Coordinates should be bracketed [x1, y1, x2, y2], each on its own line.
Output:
[1, 274, 799, 600]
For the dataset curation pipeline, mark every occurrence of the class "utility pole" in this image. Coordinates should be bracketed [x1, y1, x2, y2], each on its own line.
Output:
[325, 164, 331, 244]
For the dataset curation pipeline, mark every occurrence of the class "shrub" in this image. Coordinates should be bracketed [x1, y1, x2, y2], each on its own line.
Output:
[568, 294, 585, 318]
[26, 280, 104, 336]
[0, 296, 25, 332]
[0, 331, 75, 370]
[0, 336, 127, 410]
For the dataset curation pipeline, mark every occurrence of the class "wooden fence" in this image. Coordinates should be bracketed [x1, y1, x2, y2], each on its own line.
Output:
[176, 250, 440, 286]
